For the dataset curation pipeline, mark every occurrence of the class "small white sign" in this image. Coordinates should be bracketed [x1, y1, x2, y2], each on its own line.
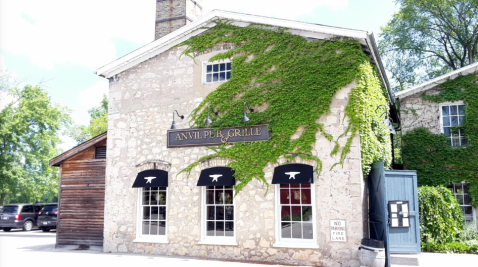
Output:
[330, 220, 347, 242]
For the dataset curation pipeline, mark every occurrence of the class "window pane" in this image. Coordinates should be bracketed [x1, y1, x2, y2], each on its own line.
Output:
[226, 63, 231, 70]
[303, 223, 313, 239]
[225, 206, 234, 220]
[216, 206, 225, 220]
[442, 106, 449, 116]
[463, 184, 469, 193]
[455, 184, 463, 193]
[290, 184, 300, 188]
[281, 206, 291, 221]
[292, 222, 302, 238]
[143, 207, 150, 220]
[281, 222, 292, 238]
[291, 189, 301, 204]
[456, 195, 464, 205]
[143, 190, 150, 205]
[464, 194, 471, 205]
[207, 65, 212, 73]
[150, 191, 158, 205]
[220, 63, 226, 71]
[206, 74, 212, 82]
[22, 206, 33, 212]
[142, 221, 150, 235]
[159, 191, 167, 205]
[443, 127, 451, 136]
[159, 187, 167, 191]
[226, 72, 231, 80]
[213, 73, 218, 82]
[206, 190, 214, 204]
[451, 106, 458, 115]
[216, 221, 224, 236]
[151, 207, 159, 220]
[280, 189, 290, 204]
[301, 183, 311, 188]
[291, 206, 302, 221]
[459, 116, 465, 125]
[280, 184, 290, 188]
[458, 105, 465, 115]
[451, 116, 459, 126]
[225, 222, 234, 236]
[213, 64, 219, 72]
[464, 206, 473, 215]
[215, 190, 224, 204]
[159, 207, 166, 220]
[224, 190, 233, 204]
[207, 206, 215, 220]
[301, 189, 311, 204]
[158, 221, 166, 235]
[219, 72, 225, 81]
[150, 221, 158, 235]
[442, 116, 450, 126]
[206, 221, 215, 236]
[302, 206, 313, 221]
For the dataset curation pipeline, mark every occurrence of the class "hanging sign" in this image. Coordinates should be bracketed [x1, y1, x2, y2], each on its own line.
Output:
[167, 124, 269, 148]
[330, 219, 347, 242]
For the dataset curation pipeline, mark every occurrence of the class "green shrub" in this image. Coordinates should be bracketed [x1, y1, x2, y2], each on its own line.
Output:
[460, 223, 478, 241]
[418, 186, 464, 244]
[421, 241, 478, 253]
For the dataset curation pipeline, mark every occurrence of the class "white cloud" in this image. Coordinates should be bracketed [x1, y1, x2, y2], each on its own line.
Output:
[78, 80, 108, 109]
[0, 0, 155, 70]
[203, 0, 349, 20]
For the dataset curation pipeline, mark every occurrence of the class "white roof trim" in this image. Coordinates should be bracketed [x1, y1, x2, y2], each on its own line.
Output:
[96, 10, 371, 79]
[395, 62, 478, 99]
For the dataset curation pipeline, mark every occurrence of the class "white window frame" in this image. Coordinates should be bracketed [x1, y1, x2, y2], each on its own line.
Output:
[449, 183, 476, 225]
[133, 187, 169, 244]
[198, 186, 237, 246]
[273, 182, 319, 249]
[439, 101, 466, 147]
[202, 59, 232, 85]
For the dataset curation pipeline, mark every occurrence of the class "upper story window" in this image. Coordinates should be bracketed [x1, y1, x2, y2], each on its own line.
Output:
[440, 103, 466, 147]
[448, 183, 475, 225]
[203, 61, 231, 84]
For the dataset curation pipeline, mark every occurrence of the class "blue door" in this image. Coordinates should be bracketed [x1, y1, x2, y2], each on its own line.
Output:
[368, 162, 390, 267]
[384, 170, 421, 254]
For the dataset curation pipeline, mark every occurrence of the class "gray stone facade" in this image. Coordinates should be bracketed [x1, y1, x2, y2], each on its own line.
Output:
[155, 0, 202, 40]
[399, 88, 443, 135]
[104, 43, 368, 267]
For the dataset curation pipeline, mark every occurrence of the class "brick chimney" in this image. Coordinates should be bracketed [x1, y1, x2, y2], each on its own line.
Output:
[155, 0, 203, 40]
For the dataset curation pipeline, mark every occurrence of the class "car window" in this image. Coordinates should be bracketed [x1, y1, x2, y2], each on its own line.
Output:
[3, 206, 19, 213]
[42, 205, 58, 213]
[35, 206, 44, 212]
[22, 205, 33, 213]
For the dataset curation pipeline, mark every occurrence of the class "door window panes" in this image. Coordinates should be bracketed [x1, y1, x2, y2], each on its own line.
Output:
[204, 186, 234, 237]
[279, 184, 313, 240]
[141, 187, 167, 236]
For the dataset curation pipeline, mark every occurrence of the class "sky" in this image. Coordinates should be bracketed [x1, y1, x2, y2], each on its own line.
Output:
[0, 0, 401, 151]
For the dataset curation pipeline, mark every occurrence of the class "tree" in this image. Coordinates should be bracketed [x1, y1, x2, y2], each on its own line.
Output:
[67, 95, 108, 144]
[379, 0, 478, 91]
[0, 85, 71, 205]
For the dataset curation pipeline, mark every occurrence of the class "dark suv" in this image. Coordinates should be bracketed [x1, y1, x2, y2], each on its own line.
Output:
[37, 204, 58, 232]
[0, 203, 44, 231]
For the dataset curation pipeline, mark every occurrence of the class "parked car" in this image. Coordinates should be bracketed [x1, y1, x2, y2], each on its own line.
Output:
[0, 203, 44, 231]
[37, 203, 58, 232]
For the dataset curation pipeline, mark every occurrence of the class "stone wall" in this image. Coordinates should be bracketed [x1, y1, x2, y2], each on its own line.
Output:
[399, 88, 443, 135]
[154, 0, 202, 40]
[104, 44, 367, 267]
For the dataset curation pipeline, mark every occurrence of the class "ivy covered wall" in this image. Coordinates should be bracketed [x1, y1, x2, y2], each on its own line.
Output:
[176, 21, 392, 192]
[401, 74, 478, 207]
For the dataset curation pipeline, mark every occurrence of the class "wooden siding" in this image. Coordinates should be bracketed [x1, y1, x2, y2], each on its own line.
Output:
[57, 157, 106, 246]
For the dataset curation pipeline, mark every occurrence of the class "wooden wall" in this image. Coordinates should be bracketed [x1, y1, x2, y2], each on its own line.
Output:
[57, 140, 106, 246]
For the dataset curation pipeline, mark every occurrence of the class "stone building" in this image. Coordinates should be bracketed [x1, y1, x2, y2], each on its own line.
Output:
[95, 4, 396, 266]
[395, 62, 478, 226]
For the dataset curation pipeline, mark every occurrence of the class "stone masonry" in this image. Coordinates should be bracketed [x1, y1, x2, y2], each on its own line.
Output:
[104, 43, 367, 266]
[399, 88, 443, 135]
[155, 0, 202, 40]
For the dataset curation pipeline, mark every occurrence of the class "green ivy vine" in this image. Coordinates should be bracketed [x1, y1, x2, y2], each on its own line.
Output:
[402, 74, 478, 207]
[176, 21, 391, 192]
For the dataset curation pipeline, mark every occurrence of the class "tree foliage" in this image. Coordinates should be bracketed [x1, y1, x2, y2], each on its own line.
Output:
[379, 0, 478, 91]
[418, 186, 464, 244]
[0, 85, 71, 205]
[68, 94, 108, 144]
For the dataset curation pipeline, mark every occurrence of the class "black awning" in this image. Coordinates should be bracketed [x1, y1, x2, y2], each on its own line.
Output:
[197, 167, 235, 186]
[132, 169, 168, 188]
[272, 163, 314, 184]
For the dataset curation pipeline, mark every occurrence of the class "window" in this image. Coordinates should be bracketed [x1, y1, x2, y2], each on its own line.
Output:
[21, 205, 33, 213]
[203, 61, 231, 84]
[135, 187, 168, 243]
[95, 146, 107, 159]
[274, 183, 318, 248]
[448, 183, 476, 224]
[200, 185, 236, 244]
[441, 103, 466, 147]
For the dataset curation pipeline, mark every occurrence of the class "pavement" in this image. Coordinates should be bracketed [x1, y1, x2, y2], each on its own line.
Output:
[0, 229, 477, 267]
